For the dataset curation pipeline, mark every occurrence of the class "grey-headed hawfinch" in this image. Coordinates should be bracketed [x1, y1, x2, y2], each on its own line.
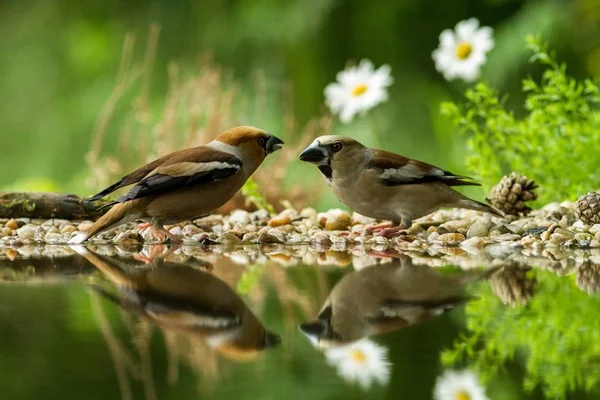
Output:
[69, 126, 283, 244]
[298, 135, 503, 236]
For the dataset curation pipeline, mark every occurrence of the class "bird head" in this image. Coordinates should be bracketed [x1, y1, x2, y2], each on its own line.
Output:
[299, 135, 366, 165]
[298, 135, 367, 179]
[216, 126, 284, 159]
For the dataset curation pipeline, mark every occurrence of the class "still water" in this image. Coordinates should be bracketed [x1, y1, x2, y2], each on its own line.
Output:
[0, 244, 598, 400]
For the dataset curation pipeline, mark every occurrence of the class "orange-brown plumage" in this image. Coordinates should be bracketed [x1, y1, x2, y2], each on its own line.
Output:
[70, 126, 283, 243]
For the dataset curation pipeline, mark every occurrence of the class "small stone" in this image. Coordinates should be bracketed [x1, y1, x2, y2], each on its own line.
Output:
[16, 225, 35, 239]
[78, 221, 93, 231]
[406, 224, 424, 235]
[441, 220, 470, 232]
[268, 213, 292, 228]
[351, 212, 376, 225]
[60, 225, 77, 235]
[112, 232, 142, 244]
[324, 210, 352, 231]
[242, 232, 259, 242]
[5, 219, 18, 230]
[257, 232, 281, 243]
[428, 232, 440, 241]
[217, 232, 241, 243]
[267, 228, 286, 243]
[44, 232, 64, 244]
[0, 227, 13, 238]
[182, 224, 202, 236]
[461, 237, 485, 249]
[493, 233, 521, 242]
[554, 228, 575, 238]
[590, 224, 600, 235]
[467, 221, 489, 238]
[591, 240, 600, 248]
[549, 233, 569, 245]
[524, 226, 547, 236]
[229, 209, 251, 225]
[311, 232, 332, 246]
[438, 233, 465, 245]
[300, 208, 318, 219]
[540, 230, 552, 241]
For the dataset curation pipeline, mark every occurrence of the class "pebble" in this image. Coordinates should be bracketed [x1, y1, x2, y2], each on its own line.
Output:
[16, 225, 35, 239]
[217, 232, 241, 243]
[467, 220, 489, 238]
[257, 232, 282, 244]
[438, 233, 465, 245]
[5, 219, 18, 230]
[461, 237, 485, 249]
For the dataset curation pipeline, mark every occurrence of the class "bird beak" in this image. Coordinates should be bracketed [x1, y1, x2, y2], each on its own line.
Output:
[298, 321, 325, 345]
[263, 330, 282, 349]
[298, 142, 328, 164]
[265, 135, 284, 155]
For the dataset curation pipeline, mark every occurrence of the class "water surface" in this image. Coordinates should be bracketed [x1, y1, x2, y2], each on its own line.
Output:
[0, 244, 598, 400]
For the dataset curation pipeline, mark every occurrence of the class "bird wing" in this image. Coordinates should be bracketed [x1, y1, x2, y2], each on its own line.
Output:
[112, 147, 242, 203]
[367, 149, 480, 187]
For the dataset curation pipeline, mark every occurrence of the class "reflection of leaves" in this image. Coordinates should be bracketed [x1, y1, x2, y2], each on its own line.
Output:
[236, 264, 265, 295]
[442, 269, 600, 399]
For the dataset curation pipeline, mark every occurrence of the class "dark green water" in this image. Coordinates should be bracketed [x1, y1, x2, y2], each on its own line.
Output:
[0, 245, 598, 400]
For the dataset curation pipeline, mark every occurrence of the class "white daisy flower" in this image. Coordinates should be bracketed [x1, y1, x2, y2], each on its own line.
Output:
[433, 369, 489, 400]
[324, 59, 393, 123]
[432, 18, 494, 82]
[325, 338, 391, 389]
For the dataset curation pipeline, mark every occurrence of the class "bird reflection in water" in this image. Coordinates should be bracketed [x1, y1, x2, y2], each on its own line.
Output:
[299, 254, 497, 390]
[74, 246, 280, 398]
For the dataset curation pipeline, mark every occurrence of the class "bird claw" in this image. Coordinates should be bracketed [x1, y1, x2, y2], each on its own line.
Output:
[373, 225, 406, 238]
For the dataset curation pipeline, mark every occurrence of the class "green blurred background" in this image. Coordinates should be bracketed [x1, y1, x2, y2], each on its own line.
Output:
[1, 0, 599, 199]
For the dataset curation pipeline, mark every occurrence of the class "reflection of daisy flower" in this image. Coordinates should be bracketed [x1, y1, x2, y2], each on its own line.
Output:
[325, 339, 391, 389]
[434, 369, 488, 400]
[324, 59, 393, 123]
[432, 18, 494, 82]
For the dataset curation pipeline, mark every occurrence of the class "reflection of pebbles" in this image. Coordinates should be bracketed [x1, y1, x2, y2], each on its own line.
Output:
[299, 257, 495, 348]
[75, 247, 280, 360]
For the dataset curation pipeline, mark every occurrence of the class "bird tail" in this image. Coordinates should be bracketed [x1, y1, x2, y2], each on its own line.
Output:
[68, 202, 137, 244]
[458, 197, 505, 218]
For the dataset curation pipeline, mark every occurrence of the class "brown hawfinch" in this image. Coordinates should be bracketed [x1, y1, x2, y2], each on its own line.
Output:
[298, 135, 503, 236]
[73, 246, 281, 358]
[69, 126, 283, 244]
[299, 256, 497, 348]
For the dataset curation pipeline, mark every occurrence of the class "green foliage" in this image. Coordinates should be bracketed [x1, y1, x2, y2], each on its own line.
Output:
[236, 264, 265, 295]
[241, 178, 275, 213]
[442, 269, 600, 399]
[442, 36, 600, 203]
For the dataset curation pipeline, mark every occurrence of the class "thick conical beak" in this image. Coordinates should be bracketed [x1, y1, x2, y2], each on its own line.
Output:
[298, 143, 328, 164]
[266, 135, 284, 155]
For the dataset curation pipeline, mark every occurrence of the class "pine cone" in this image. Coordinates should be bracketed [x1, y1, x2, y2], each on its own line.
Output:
[490, 264, 536, 306]
[576, 261, 600, 294]
[487, 173, 538, 216]
[576, 192, 600, 225]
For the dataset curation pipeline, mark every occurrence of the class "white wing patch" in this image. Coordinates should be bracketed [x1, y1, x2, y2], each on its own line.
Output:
[379, 163, 444, 182]
[151, 161, 241, 178]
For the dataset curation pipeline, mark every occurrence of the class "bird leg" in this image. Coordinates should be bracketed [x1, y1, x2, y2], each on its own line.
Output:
[137, 222, 182, 244]
[366, 222, 406, 238]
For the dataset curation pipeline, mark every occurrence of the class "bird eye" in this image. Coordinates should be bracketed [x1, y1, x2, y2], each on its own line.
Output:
[257, 137, 267, 147]
[331, 142, 343, 153]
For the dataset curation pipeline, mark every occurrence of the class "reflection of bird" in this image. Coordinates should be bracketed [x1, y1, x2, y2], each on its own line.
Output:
[69, 126, 284, 243]
[299, 256, 496, 348]
[74, 247, 280, 359]
[299, 136, 503, 236]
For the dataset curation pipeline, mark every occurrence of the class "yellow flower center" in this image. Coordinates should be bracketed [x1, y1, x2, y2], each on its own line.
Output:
[350, 349, 367, 364]
[352, 84, 368, 97]
[455, 390, 471, 400]
[455, 42, 473, 60]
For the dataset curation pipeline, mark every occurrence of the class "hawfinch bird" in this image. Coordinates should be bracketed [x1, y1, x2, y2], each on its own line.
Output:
[69, 126, 283, 244]
[299, 256, 496, 348]
[299, 135, 503, 236]
[74, 247, 281, 359]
